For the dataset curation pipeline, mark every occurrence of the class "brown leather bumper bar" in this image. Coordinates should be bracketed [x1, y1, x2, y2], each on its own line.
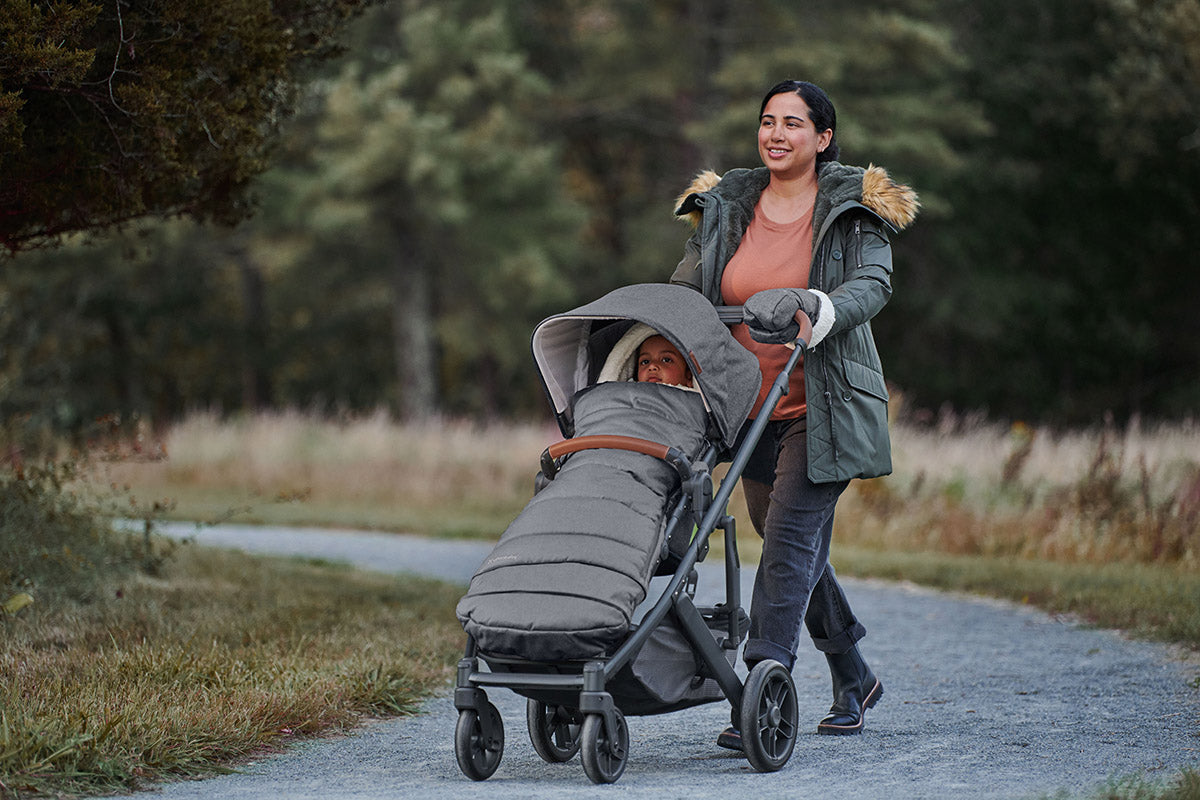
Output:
[540, 435, 692, 483]
[547, 435, 670, 461]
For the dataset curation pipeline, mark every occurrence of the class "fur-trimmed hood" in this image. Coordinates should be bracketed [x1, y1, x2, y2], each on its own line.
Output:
[674, 163, 919, 233]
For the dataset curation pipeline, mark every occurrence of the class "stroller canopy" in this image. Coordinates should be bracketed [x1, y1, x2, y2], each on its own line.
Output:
[531, 283, 761, 450]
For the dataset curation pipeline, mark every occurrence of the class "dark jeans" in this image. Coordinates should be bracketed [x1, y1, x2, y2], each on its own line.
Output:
[737, 417, 866, 669]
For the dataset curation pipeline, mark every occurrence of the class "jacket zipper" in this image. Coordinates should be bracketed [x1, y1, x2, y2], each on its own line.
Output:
[821, 217, 865, 468]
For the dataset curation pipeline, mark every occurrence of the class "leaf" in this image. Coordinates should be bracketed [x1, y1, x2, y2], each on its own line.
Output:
[2, 592, 34, 615]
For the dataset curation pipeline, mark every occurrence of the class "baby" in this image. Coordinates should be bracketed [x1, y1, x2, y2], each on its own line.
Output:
[636, 335, 694, 388]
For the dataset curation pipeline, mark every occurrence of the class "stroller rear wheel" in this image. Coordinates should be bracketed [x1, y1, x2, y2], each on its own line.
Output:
[580, 709, 629, 784]
[527, 699, 582, 763]
[454, 701, 504, 780]
[740, 659, 798, 772]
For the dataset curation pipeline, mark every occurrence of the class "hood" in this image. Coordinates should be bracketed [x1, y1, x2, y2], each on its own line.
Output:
[530, 283, 762, 450]
[674, 163, 919, 232]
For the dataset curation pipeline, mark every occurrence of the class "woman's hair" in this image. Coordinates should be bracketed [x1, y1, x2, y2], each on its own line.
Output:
[759, 80, 839, 165]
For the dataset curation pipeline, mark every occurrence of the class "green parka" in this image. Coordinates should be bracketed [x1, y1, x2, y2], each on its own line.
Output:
[670, 162, 919, 483]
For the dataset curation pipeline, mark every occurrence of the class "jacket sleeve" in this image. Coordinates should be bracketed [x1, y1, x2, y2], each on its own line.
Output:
[825, 216, 893, 337]
[669, 230, 704, 291]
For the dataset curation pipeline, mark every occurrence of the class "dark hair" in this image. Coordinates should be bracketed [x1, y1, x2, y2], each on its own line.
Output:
[759, 80, 839, 165]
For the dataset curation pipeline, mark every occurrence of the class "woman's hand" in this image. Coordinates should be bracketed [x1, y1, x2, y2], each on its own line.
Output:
[743, 288, 819, 342]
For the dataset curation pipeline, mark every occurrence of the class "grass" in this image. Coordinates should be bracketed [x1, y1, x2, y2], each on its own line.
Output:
[94, 410, 553, 538]
[1, 463, 463, 798]
[829, 545, 1200, 647]
[844, 416, 1200, 567]
[99, 410, 1200, 556]
[1052, 770, 1200, 800]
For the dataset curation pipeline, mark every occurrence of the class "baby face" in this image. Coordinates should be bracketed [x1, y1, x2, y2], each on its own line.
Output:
[636, 335, 693, 387]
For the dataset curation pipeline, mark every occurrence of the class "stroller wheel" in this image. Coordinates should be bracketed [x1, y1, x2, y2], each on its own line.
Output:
[527, 699, 582, 763]
[454, 701, 504, 780]
[739, 660, 798, 772]
[580, 709, 629, 784]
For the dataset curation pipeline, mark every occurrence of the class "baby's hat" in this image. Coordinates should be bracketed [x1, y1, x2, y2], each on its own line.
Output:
[598, 322, 657, 383]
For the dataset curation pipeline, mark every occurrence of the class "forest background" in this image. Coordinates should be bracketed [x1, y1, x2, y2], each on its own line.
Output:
[3, 0, 1200, 443]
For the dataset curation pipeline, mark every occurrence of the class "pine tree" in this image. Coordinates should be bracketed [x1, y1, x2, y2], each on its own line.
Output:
[292, 1, 582, 418]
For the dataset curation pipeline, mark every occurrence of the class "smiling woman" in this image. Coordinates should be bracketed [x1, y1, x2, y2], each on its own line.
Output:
[670, 78, 919, 747]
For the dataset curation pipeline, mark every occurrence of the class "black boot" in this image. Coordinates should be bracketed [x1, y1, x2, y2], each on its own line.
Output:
[716, 725, 742, 751]
[716, 659, 762, 751]
[817, 644, 883, 735]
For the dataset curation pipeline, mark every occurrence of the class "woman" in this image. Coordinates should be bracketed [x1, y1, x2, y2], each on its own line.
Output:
[671, 80, 918, 746]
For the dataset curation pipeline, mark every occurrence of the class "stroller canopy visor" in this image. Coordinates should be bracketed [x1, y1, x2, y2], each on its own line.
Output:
[531, 283, 762, 450]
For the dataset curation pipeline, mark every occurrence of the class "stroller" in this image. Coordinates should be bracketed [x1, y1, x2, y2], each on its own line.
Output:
[453, 283, 813, 784]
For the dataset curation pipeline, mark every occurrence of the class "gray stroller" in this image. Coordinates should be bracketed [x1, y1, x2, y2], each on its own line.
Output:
[453, 283, 813, 783]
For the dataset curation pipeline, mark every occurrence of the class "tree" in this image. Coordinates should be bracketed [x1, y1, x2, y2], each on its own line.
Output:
[1, 1, 585, 430]
[510, 0, 986, 299]
[0, 226, 247, 440]
[286, 0, 583, 418]
[508, 0, 746, 296]
[893, 0, 1200, 422]
[0, 0, 379, 253]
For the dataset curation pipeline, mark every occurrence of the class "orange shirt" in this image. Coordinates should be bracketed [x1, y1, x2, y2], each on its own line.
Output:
[720, 202, 813, 419]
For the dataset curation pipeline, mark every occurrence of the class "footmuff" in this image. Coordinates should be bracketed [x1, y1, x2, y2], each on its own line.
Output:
[455, 380, 708, 661]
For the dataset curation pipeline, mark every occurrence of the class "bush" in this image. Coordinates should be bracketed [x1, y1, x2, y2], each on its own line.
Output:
[1, 462, 172, 612]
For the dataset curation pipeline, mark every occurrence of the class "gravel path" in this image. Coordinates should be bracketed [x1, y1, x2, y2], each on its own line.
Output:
[139, 522, 1198, 799]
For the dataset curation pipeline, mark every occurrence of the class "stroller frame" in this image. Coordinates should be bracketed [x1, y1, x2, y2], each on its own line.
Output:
[454, 307, 813, 784]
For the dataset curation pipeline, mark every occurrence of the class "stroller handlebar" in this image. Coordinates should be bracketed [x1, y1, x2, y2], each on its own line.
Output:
[714, 305, 743, 325]
[792, 308, 813, 349]
[715, 305, 812, 350]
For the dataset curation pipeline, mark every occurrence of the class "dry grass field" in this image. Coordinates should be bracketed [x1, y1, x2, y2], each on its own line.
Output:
[97, 410, 1200, 572]
[847, 415, 1200, 566]
[95, 411, 558, 538]
[92, 409, 1200, 642]
[94, 410, 1200, 648]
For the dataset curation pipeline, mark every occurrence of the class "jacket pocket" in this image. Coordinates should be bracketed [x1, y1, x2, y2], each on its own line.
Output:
[842, 357, 889, 402]
[827, 356, 892, 480]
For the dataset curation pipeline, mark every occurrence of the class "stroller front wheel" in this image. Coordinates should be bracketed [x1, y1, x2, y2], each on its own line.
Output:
[580, 709, 629, 784]
[454, 702, 504, 780]
[740, 659, 798, 772]
[527, 699, 582, 763]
